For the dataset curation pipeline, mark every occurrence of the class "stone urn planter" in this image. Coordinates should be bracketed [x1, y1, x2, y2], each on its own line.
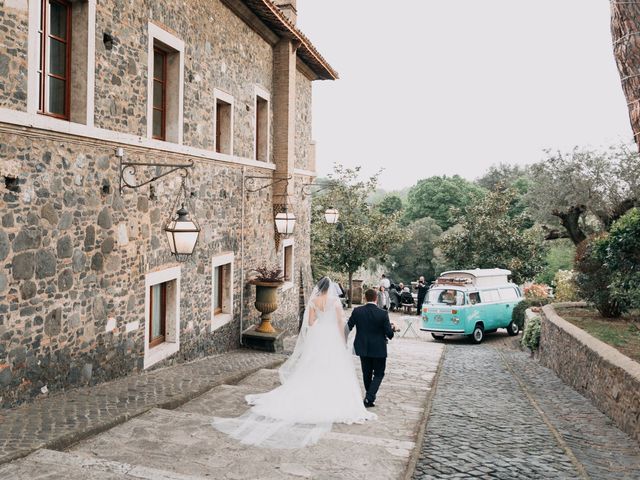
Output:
[250, 280, 284, 334]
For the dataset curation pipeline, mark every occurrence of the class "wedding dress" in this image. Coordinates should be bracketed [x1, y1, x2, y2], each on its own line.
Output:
[212, 282, 376, 449]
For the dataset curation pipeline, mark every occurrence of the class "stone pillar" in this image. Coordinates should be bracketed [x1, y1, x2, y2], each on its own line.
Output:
[272, 38, 297, 204]
[273, 0, 297, 24]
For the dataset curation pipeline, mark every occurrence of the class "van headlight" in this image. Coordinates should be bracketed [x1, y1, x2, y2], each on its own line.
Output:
[451, 317, 460, 325]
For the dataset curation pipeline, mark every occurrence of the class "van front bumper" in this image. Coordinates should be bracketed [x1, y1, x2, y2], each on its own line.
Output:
[420, 328, 466, 334]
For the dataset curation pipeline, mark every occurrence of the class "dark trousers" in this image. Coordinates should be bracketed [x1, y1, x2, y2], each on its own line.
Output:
[416, 296, 425, 315]
[360, 356, 386, 403]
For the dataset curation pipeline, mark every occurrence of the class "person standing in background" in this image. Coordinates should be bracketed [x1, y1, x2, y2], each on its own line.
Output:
[380, 274, 390, 291]
[416, 276, 428, 315]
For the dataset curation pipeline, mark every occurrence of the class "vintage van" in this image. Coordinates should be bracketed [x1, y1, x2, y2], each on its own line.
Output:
[420, 269, 522, 344]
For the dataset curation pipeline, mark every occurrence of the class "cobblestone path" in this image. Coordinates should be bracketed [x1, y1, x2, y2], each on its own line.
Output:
[413, 342, 640, 479]
[0, 349, 285, 465]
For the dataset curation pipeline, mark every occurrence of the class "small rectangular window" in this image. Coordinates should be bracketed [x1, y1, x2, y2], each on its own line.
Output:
[499, 288, 519, 301]
[149, 282, 167, 348]
[39, 0, 72, 119]
[256, 96, 268, 161]
[213, 266, 224, 314]
[480, 289, 500, 303]
[215, 99, 232, 154]
[283, 244, 293, 283]
[152, 47, 167, 140]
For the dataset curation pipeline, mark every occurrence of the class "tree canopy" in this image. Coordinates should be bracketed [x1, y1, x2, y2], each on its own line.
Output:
[404, 175, 485, 230]
[526, 146, 640, 245]
[386, 217, 442, 284]
[311, 166, 404, 306]
[438, 189, 546, 284]
[377, 195, 404, 215]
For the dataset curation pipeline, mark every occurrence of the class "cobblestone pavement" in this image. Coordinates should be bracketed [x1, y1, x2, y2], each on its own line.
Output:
[0, 335, 444, 479]
[0, 349, 286, 465]
[413, 339, 640, 479]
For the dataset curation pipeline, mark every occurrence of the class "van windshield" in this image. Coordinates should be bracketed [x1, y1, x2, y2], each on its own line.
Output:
[428, 289, 465, 306]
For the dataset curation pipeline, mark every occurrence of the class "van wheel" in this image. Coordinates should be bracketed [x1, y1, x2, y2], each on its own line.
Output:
[471, 325, 484, 344]
[507, 321, 519, 336]
[431, 333, 445, 341]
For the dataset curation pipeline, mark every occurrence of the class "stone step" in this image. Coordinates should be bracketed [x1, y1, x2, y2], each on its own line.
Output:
[69, 407, 409, 479]
[0, 448, 209, 480]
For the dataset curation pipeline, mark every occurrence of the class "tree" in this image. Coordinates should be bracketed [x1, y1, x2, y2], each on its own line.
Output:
[404, 175, 485, 230]
[377, 195, 403, 215]
[438, 189, 546, 284]
[387, 217, 442, 284]
[526, 146, 640, 245]
[475, 163, 530, 192]
[535, 239, 576, 286]
[311, 166, 404, 307]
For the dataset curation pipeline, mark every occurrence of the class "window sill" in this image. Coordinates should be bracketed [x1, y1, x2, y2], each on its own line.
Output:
[282, 281, 294, 292]
[211, 313, 233, 332]
[144, 341, 179, 369]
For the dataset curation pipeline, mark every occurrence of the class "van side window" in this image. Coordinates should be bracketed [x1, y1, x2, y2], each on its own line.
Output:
[480, 289, 500, 302]
[469, 292, 481, 304]
[499, 288, 519, 301]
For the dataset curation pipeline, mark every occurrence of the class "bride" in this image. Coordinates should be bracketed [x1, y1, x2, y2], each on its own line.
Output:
[212, 277, 376, 448]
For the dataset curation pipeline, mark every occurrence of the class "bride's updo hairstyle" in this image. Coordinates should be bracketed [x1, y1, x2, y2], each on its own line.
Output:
[315, 276, 331, 295]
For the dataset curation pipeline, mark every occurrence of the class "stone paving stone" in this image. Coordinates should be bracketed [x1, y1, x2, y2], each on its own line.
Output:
[413, 342, 640, 480]
[0, 349, 286, 465]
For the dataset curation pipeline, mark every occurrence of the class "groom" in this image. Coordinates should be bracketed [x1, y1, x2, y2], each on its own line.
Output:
[347, 288, 396, 408]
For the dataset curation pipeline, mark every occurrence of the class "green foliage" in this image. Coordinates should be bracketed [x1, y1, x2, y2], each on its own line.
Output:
[512, 297, 550, 329]
[386, 217, 442, 284]
[574, 234, 628, 318]
[521, 315, 542, 351]
[404, 175, 486, 230]
[536, 239, 576, 285]
[377, 195, 404, 215]
[438, 189, 547, 284]
[596, 208, 640, 309]
[311, 165, 405, 288]
[526, 146, 640, 244]
[475, 163, 530, 192]
[553, 270, 579, 302]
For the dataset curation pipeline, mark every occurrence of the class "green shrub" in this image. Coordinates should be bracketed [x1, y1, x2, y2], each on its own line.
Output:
[512, 297, 550, 329]
[553, 270, 579, 302]
[598, 208, 640, 309]
[575, 234, 628, 318]
[521, 315, 542, 351]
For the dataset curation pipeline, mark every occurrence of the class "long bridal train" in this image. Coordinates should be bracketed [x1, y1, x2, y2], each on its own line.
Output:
[212, 278, 375, 449]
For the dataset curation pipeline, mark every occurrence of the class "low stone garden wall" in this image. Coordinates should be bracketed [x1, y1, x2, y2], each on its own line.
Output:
[539, 303, 640, 444]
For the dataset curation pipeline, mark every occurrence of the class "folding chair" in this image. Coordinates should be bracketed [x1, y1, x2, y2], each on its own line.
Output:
[400, 315, 419, 338]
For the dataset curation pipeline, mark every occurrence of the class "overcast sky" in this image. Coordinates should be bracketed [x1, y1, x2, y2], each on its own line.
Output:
[297, 0, 634, 191]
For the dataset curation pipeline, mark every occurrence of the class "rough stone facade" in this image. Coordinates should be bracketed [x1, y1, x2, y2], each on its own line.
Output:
[539, 304, 640, 444]
[0, 0, 333, 407]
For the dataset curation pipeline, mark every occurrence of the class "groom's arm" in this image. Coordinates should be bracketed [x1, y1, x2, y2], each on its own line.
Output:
[347, 310, 357, 331]
[383, 311, 394, 339]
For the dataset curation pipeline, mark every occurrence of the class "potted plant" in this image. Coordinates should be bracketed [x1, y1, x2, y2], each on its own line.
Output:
[248, 267, 285, 333]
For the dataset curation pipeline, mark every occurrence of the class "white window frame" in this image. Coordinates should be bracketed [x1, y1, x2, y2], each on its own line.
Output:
[27, 0, 96, 126]
[147, 22, 184, 144]
[144, 266, 181, 369]
[211, 252, 234, 332]
[254, 85, 270, 162]
[213, 88, 234, 155]
[281, 238, 294, 292]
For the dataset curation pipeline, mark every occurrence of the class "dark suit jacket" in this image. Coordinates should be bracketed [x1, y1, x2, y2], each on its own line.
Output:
[347, 303, 394, 358]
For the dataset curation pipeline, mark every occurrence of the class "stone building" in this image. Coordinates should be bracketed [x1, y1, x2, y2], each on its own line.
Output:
[0, 0, 336, 406]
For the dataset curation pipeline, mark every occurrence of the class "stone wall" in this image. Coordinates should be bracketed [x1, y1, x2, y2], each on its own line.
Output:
[0, 0, 320, 407]
[539, 304, 640, 443]
[295, 70, 313, 171]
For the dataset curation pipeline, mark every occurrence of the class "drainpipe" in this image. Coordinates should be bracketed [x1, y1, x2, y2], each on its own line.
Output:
[240, 166, 246, 345]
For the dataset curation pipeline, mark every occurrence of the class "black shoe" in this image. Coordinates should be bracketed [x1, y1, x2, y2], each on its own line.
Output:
[364, 399, 375, 408]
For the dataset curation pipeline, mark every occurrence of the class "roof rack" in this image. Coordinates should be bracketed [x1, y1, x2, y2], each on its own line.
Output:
[434, 277, 472, 286]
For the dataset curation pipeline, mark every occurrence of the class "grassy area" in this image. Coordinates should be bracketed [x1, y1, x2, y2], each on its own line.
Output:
[556, 306, 640, 363]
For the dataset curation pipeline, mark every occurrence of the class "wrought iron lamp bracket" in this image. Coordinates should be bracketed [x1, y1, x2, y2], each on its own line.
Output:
[118, 156, 194, 194]
[300, 180, 339, 197]
[243, 174, 292, 193]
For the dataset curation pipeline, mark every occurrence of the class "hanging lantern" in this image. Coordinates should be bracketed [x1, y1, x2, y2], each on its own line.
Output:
[275, 210, 296, 235]
[164, 176, 200, 261]
[324, 208, 339, 224]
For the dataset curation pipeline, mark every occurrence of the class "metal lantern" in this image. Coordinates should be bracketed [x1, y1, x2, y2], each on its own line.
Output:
[164, 175, 200, 261]
[274, 210, 296, 235]
[324, 208, 339, 224]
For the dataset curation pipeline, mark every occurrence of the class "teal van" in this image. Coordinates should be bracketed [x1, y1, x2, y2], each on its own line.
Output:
[420, 269, 522, 344]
